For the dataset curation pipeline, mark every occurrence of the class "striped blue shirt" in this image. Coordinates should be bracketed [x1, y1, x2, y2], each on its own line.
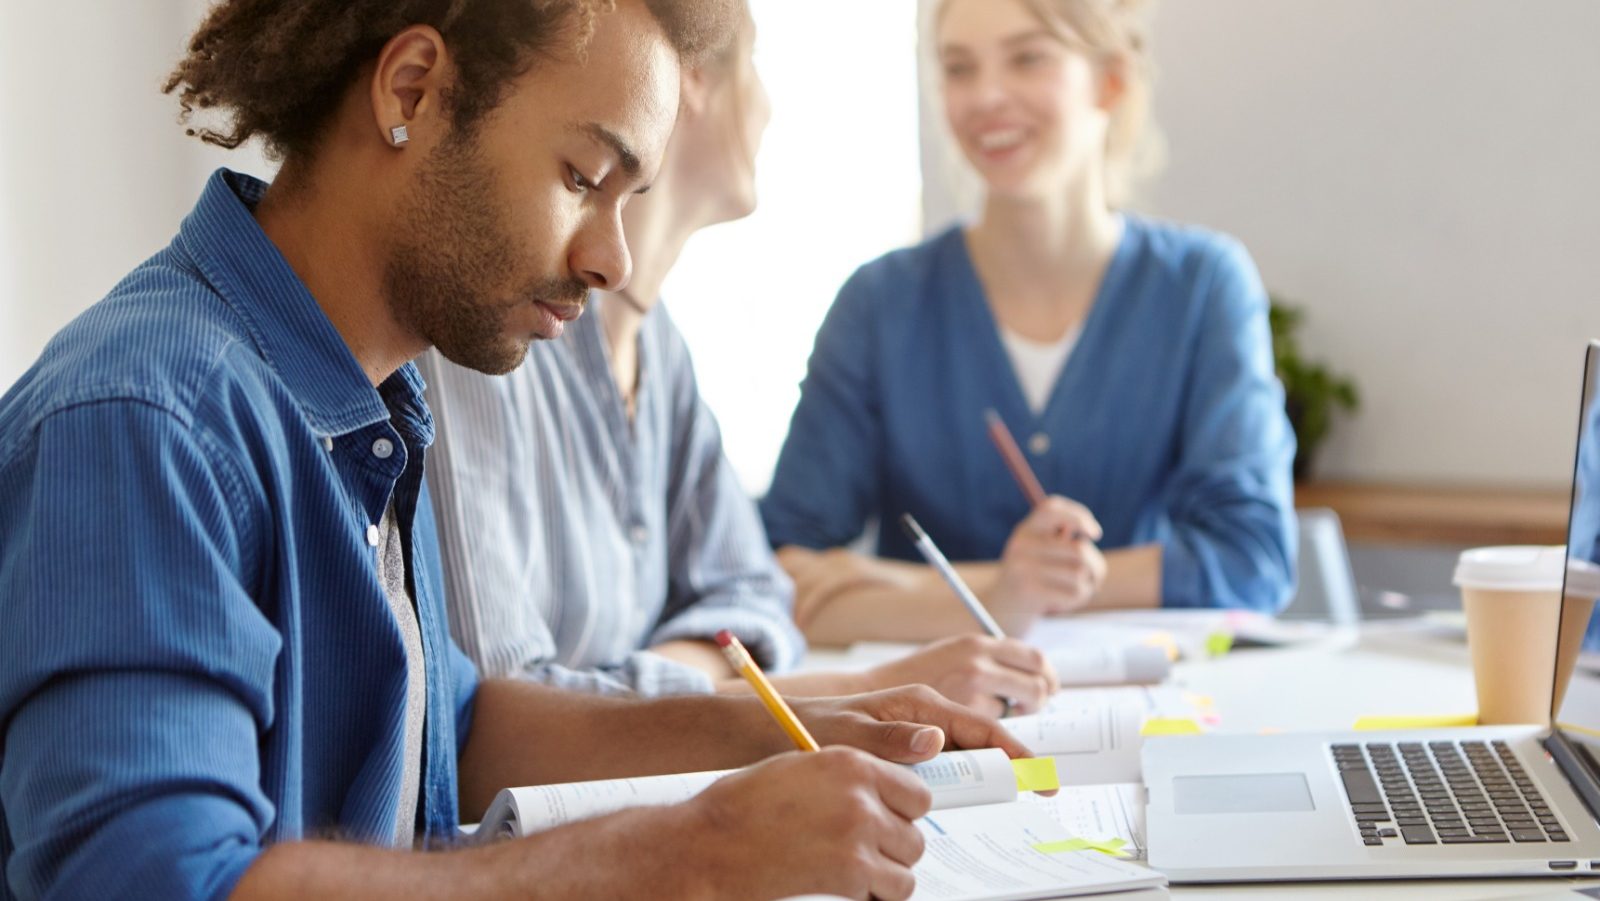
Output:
[761, 218, 1297, 611]
[0, 170, 477, 900]
[420, 294, 805, 695]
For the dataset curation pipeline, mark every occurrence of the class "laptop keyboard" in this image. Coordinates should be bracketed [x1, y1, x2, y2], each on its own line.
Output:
[1331, 740, 1568, 846]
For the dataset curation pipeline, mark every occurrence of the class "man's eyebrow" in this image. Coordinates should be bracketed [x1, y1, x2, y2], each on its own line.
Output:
[576, 122, 641, 178]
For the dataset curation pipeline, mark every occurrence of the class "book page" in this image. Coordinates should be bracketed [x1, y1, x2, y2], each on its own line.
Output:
[482, 767, 731, 838]
[915, 748, 1018, 810]
[481, 748, 1022, 839]
[1024, 783, 1146, 859]
[911, 803, 1164, 901]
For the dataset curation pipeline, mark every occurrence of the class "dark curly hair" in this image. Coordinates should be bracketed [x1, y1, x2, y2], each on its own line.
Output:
[164, 0, 739, 162]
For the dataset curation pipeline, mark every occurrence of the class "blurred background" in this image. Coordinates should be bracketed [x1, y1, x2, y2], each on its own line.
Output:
[2, 0, 1597, 613]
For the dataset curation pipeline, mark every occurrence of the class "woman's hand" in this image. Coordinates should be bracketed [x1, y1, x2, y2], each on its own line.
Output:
[861, 634, 1060, 717]
[989, 496, 1107, 618]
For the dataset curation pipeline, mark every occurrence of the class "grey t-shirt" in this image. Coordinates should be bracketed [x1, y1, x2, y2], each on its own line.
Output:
[377, 501, 427, 846]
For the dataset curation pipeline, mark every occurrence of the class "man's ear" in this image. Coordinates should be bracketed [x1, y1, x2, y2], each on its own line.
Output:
[370, 25, 450, 148]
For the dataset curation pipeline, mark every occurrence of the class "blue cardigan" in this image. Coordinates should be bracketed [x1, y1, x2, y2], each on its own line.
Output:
[761, 217, 1297, 611]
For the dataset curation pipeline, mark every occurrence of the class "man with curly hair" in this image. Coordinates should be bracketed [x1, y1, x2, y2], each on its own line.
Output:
[0, 2, 1025, 898]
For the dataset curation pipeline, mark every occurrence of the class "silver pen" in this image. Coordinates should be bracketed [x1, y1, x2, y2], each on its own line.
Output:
[900, 513, 1007, 638]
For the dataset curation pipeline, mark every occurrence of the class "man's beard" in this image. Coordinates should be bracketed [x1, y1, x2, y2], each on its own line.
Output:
[382, 134, 588, 376]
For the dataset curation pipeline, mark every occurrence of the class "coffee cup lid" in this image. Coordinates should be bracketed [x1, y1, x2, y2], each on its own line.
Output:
[1453, 546, 1566, 592]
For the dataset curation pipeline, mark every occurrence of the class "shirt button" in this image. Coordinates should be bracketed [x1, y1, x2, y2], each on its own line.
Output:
[366, 524, 381, 547]
[1028, 432, 1051, 456]
[372, 438, 395, 460]
[322, 436, 334, 452]
[630, 524, 649, 545]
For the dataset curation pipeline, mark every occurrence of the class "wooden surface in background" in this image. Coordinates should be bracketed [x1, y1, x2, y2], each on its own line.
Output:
[1295, 481, 1572, 547]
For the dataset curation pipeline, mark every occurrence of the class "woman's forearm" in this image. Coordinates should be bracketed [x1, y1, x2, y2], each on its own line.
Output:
[1089, 544, 1163, 610]
[786, 553, 1032, 645]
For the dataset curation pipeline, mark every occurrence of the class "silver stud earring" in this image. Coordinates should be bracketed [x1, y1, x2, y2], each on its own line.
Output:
[390, 125, 409, 146]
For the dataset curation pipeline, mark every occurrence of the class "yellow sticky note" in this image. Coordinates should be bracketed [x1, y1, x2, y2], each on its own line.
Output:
[1033, 837, 1130, 857]
[1181, 691, 1217, 710]
[1012, 757, 1060, 793]
[1141, 717, 1203, 736]
[1352, 714, 1477, 731]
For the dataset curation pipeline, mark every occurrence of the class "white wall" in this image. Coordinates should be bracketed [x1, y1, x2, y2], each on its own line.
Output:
[922, 0, 1600, 489]
[0, 2, 272, 391]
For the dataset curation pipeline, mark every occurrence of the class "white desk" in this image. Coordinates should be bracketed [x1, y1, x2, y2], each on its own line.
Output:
[808, 621, 1600, 899]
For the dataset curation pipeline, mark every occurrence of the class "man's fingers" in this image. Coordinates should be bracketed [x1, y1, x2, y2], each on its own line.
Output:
[873, 757, 935, 822]
[866, 855, 918, 901]
[876, 809, 928, 868]
[848, 686, 1035, 759]
[891, 689, 1034, 757]
[852, 718, 947, 764]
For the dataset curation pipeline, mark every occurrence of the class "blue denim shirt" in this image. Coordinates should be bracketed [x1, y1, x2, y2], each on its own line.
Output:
[0, 169, 478, 900]
[761, 219, 1297, 611]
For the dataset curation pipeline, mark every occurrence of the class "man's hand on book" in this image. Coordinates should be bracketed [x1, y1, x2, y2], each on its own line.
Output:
[789, 683, 1033, 764]
[861, 634, 1061, 717]
[684, 746, 931, 901]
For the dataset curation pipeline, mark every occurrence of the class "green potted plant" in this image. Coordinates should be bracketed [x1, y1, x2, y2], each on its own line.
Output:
[1269, 296, 1359, 482]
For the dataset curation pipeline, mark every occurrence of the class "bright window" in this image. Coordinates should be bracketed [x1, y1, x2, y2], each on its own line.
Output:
[663, 0, 923, 495]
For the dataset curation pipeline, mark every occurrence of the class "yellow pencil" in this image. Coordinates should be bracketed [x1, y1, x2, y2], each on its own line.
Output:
[715, 629, 820, 752]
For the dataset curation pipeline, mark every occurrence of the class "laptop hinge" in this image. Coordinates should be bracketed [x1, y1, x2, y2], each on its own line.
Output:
[1545, 730, 1600, 827]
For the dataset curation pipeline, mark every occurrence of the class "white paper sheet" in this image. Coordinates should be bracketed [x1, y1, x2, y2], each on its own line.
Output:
[911, 803, 1164, 901]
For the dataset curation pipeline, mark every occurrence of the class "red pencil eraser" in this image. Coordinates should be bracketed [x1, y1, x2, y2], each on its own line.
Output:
[713, 629, 734, 648]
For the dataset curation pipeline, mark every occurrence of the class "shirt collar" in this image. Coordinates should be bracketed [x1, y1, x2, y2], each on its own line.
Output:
[175, 168, 428, 440]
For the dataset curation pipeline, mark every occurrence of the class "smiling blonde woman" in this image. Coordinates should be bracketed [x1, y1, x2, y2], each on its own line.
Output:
[761, 0, 1298, 645]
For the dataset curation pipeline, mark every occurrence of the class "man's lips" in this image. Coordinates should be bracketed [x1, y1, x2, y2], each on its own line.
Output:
[535, 300, 585, 322]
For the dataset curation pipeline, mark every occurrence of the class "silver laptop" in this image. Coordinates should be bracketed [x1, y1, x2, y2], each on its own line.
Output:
[1144, 339, 1600, 882]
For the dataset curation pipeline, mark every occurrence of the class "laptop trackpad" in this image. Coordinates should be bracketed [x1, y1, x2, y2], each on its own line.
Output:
[1174, 773, 1316, 814]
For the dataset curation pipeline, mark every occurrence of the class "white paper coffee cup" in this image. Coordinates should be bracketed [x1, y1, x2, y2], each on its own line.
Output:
[1453, 546, 1600, 725]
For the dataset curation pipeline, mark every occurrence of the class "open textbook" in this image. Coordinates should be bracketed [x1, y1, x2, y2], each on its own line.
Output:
[476, 743, 1163, 901]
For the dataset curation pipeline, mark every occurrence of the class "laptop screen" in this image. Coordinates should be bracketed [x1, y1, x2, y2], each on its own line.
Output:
[1553, 340, 1600, 743]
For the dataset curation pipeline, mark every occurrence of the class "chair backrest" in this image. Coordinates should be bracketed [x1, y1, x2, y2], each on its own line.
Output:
[1283, 507, 1361, 625]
